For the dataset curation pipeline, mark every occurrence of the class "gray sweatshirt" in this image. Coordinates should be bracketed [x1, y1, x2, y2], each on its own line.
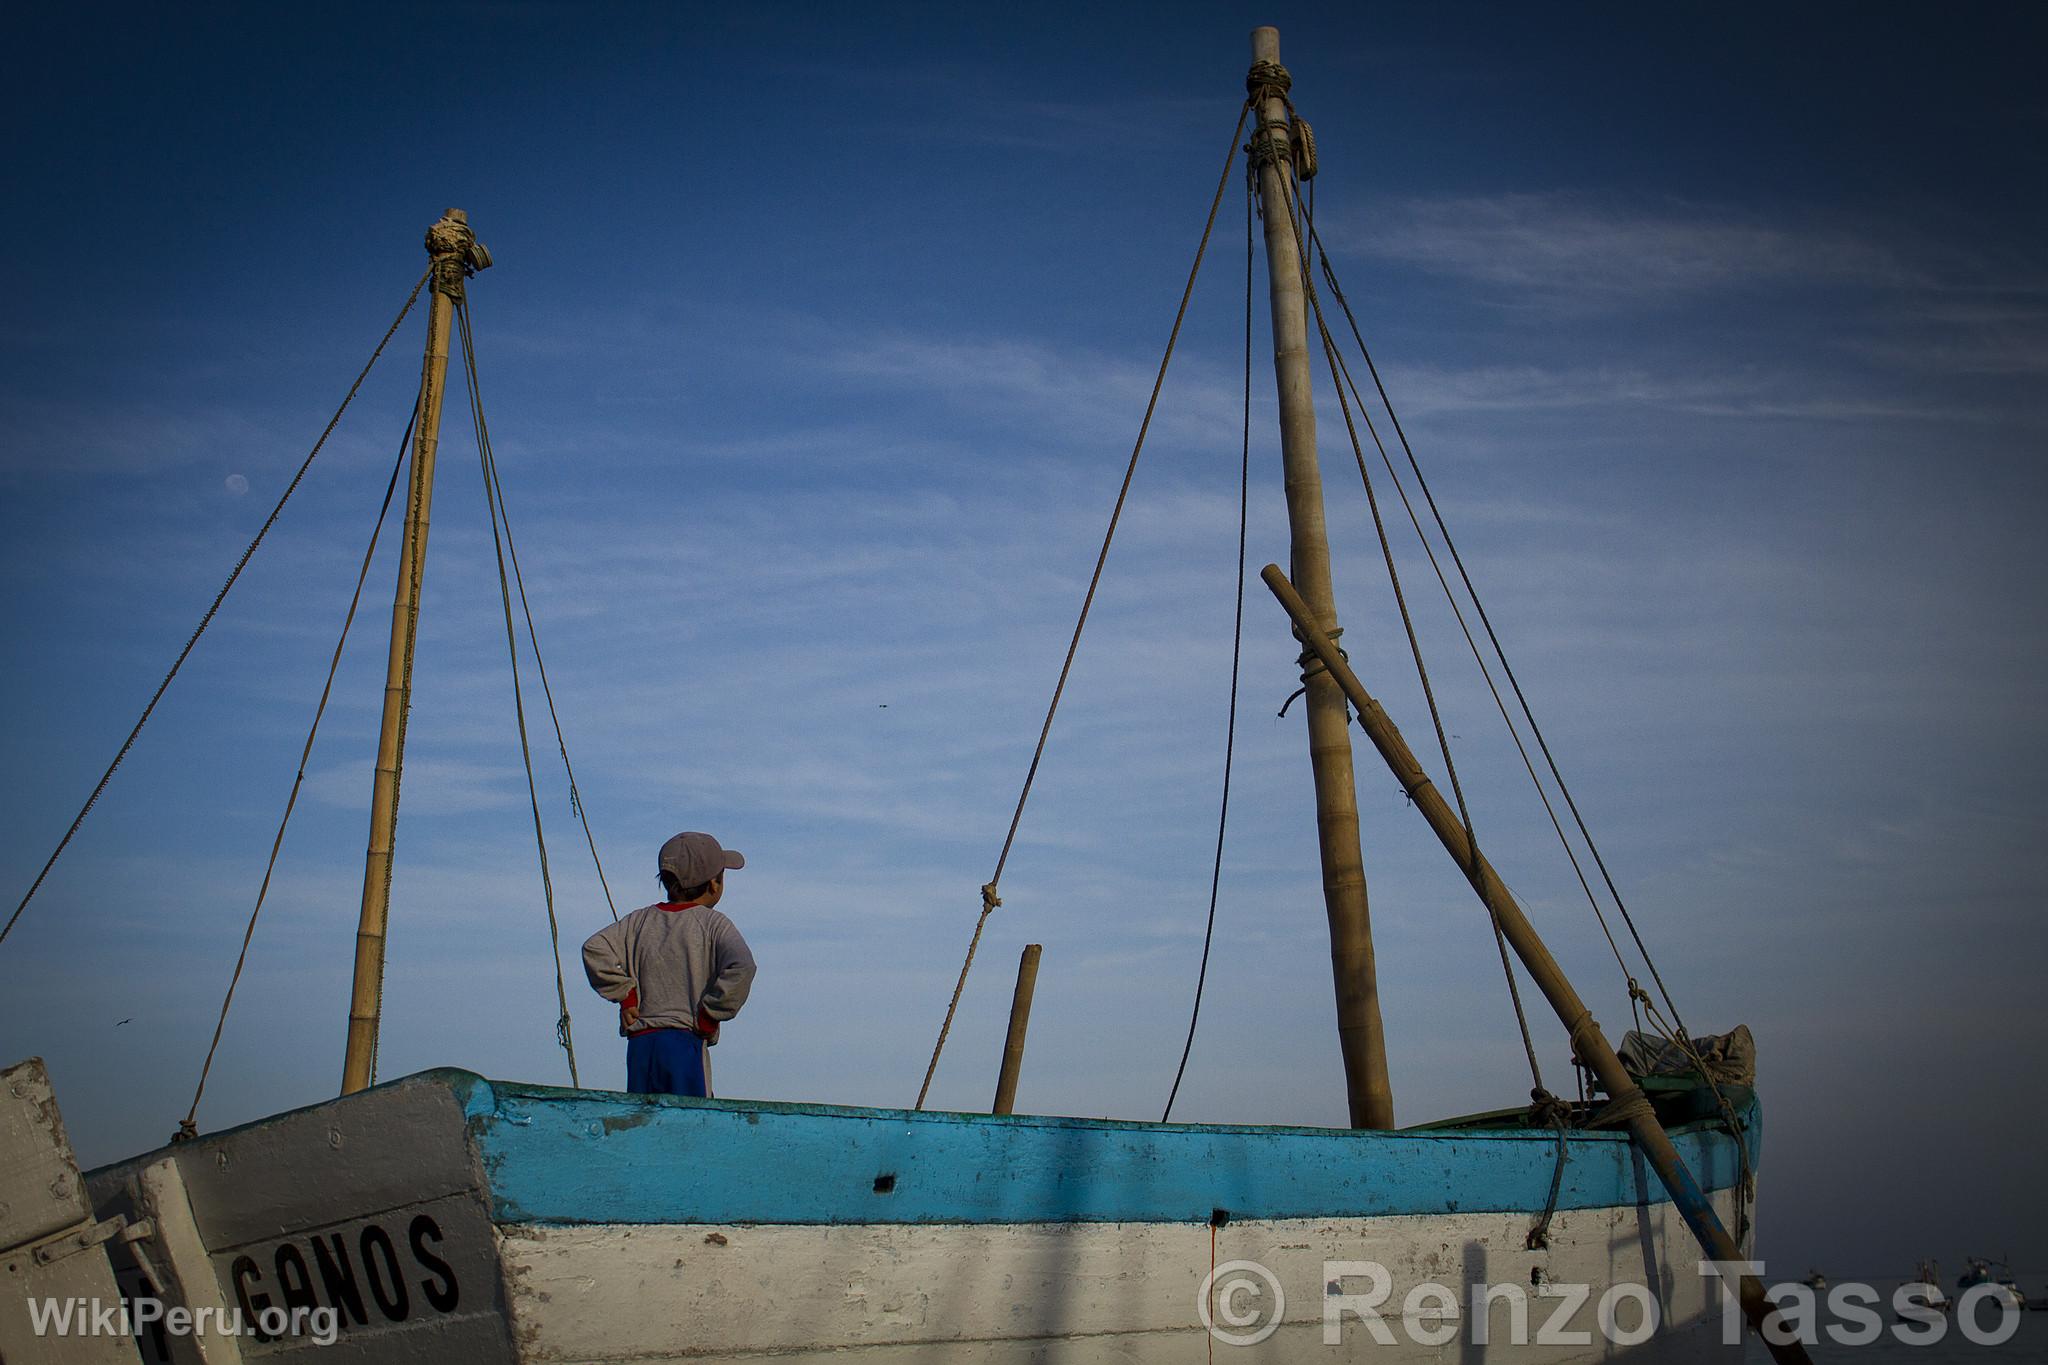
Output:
[581, 901, 756, 1039]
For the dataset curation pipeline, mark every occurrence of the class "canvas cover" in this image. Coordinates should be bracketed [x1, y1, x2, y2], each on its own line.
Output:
[1618, 1024, 1756, 1087]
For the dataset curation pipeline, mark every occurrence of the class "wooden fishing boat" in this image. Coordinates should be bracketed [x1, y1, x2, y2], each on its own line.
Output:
[3, 27, 1802, 1364]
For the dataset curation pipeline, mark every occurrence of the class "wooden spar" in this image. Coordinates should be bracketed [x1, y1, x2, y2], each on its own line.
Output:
[1259, 564, 1812, 1365]
[1249, 27, 1393, 1130]
[341, 209, 488, 1096]
[992, 944, 1042, 1115]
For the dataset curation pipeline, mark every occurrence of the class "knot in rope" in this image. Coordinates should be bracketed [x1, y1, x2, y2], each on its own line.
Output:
[1528, 1087, 1572, 1130]
[981, 882, 1002, 913]
[1564, 1006, 1601, 1058]
[171, 1118, 199, 1144]
[1291, 624, 1344, 678]
[1245, 59, 1291, 99]
[1246, 119, 1291, 172]
[1589, 1086, 1656, 1129]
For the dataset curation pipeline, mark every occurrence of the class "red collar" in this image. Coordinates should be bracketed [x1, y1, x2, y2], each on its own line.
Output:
[656, 900, 703, 912]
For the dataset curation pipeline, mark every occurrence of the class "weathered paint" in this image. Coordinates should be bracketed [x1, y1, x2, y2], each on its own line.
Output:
[496, 1194, 1748, 1361]
[88, 1072, 518, 1363]
[466, 1077, 1756, 1228]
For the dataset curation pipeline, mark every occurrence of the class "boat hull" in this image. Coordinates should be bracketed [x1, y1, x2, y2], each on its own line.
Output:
[82, 1070, 1757, 1362]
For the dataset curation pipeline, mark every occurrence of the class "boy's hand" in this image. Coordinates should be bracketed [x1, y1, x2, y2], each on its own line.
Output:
[695, 1008, 721, 1044]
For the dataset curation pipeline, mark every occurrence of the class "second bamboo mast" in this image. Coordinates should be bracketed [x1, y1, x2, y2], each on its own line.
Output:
[341, 209, 489, 1096]
[1248, 29, 1394, 1129]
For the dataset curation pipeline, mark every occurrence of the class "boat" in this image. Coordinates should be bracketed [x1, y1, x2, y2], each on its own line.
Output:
[1898, 1260, 1951, 1317]
[1956, 1257, 2026, 1314]
[2, 27, 1799, 1364]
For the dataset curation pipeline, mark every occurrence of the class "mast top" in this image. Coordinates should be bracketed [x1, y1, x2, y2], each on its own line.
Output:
[424, 208, 491, 295]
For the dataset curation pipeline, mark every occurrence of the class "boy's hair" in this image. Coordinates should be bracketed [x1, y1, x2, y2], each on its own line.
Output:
[659, 870, 715, 903]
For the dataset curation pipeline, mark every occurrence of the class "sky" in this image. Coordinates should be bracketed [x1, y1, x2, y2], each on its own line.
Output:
[2, 1, 2044, 1282]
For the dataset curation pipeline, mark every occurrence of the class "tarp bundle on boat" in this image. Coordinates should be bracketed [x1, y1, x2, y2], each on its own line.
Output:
[1619, 1024, 1757, 1088]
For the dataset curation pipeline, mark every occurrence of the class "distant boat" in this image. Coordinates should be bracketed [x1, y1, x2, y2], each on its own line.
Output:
[1899, 1260, 1952, 1317]
[1801, 1268, 1828, 1293]
[1957, 1256, 2027, 1313]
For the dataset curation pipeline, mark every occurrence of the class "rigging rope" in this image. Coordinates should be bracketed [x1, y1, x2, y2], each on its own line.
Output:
[456, 298, 582, 1085]
[0, 267, 432, 954]
[1290, 181, 1753, 1231]
[1299, 212, 1696, 1044]
[176, 405, 418, 1140]
[914, 102, 1251, 1111]
[456, 334, 619, 925]
[1161, 173, 1256, 1125]
[1267, 166, 1552, 1098]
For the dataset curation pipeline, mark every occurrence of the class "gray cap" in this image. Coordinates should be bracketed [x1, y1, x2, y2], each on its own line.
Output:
[659, 831, 745, 889]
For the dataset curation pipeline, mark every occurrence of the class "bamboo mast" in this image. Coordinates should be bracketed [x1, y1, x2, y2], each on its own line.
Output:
[1261, 564, 1810, 1365]
[341, 209, 489, 1096]
[1248, 27, 1393, 1129]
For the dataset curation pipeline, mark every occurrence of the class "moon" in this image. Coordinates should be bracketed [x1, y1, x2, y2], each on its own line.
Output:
[225, 473, 249, 495]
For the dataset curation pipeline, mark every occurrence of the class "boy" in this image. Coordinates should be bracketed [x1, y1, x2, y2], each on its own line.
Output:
[581, 831, 757, 1097]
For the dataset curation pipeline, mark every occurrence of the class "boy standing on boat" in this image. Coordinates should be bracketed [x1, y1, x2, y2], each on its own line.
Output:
[581, 831, 757, 1098]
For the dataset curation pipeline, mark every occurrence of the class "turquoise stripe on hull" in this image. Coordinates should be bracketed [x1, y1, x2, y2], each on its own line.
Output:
[462, 1077, 1758, 1228]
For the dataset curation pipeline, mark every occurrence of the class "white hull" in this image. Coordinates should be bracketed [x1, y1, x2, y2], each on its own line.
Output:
[501, 1201, 1747, 1361]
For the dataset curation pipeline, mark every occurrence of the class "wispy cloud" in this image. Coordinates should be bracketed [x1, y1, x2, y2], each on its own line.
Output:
[1332, 193, 1921, 299]
[1371, 361, 1976, 423]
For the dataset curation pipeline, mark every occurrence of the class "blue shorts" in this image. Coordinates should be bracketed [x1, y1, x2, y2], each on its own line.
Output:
[626, 1029, 709, 1098]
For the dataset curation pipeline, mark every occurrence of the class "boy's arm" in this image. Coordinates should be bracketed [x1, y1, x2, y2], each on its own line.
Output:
[581, 920, 635, 1002]
[697, 916, 757, 1024]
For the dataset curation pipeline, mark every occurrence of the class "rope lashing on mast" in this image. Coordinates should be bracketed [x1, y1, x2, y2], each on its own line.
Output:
[1276, 627, 1348, 719]
[1162, 172, 1257, 1125]
[1244, 60, 1316, 182]
[0, 269, 432, 955]
[456, 295, 588, 1086]
[914, 102, 1251, 1112]
[175, 405, 420, 1143]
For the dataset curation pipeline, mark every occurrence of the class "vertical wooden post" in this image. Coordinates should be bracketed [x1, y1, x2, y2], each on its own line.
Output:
[341, 209, 487, 1096]
[1248, 27, 1393, 1129]
[992, 944, 1043, 1115]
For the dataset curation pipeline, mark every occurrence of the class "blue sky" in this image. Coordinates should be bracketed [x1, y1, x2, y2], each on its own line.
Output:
[3, 2, 2044, 1280]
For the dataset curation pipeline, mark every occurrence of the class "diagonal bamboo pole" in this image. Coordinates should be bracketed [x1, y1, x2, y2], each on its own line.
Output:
[341, 210, 488, 1096]
[1261, 563, 1808, 1365]
[1250, 26, 1393, 1130]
